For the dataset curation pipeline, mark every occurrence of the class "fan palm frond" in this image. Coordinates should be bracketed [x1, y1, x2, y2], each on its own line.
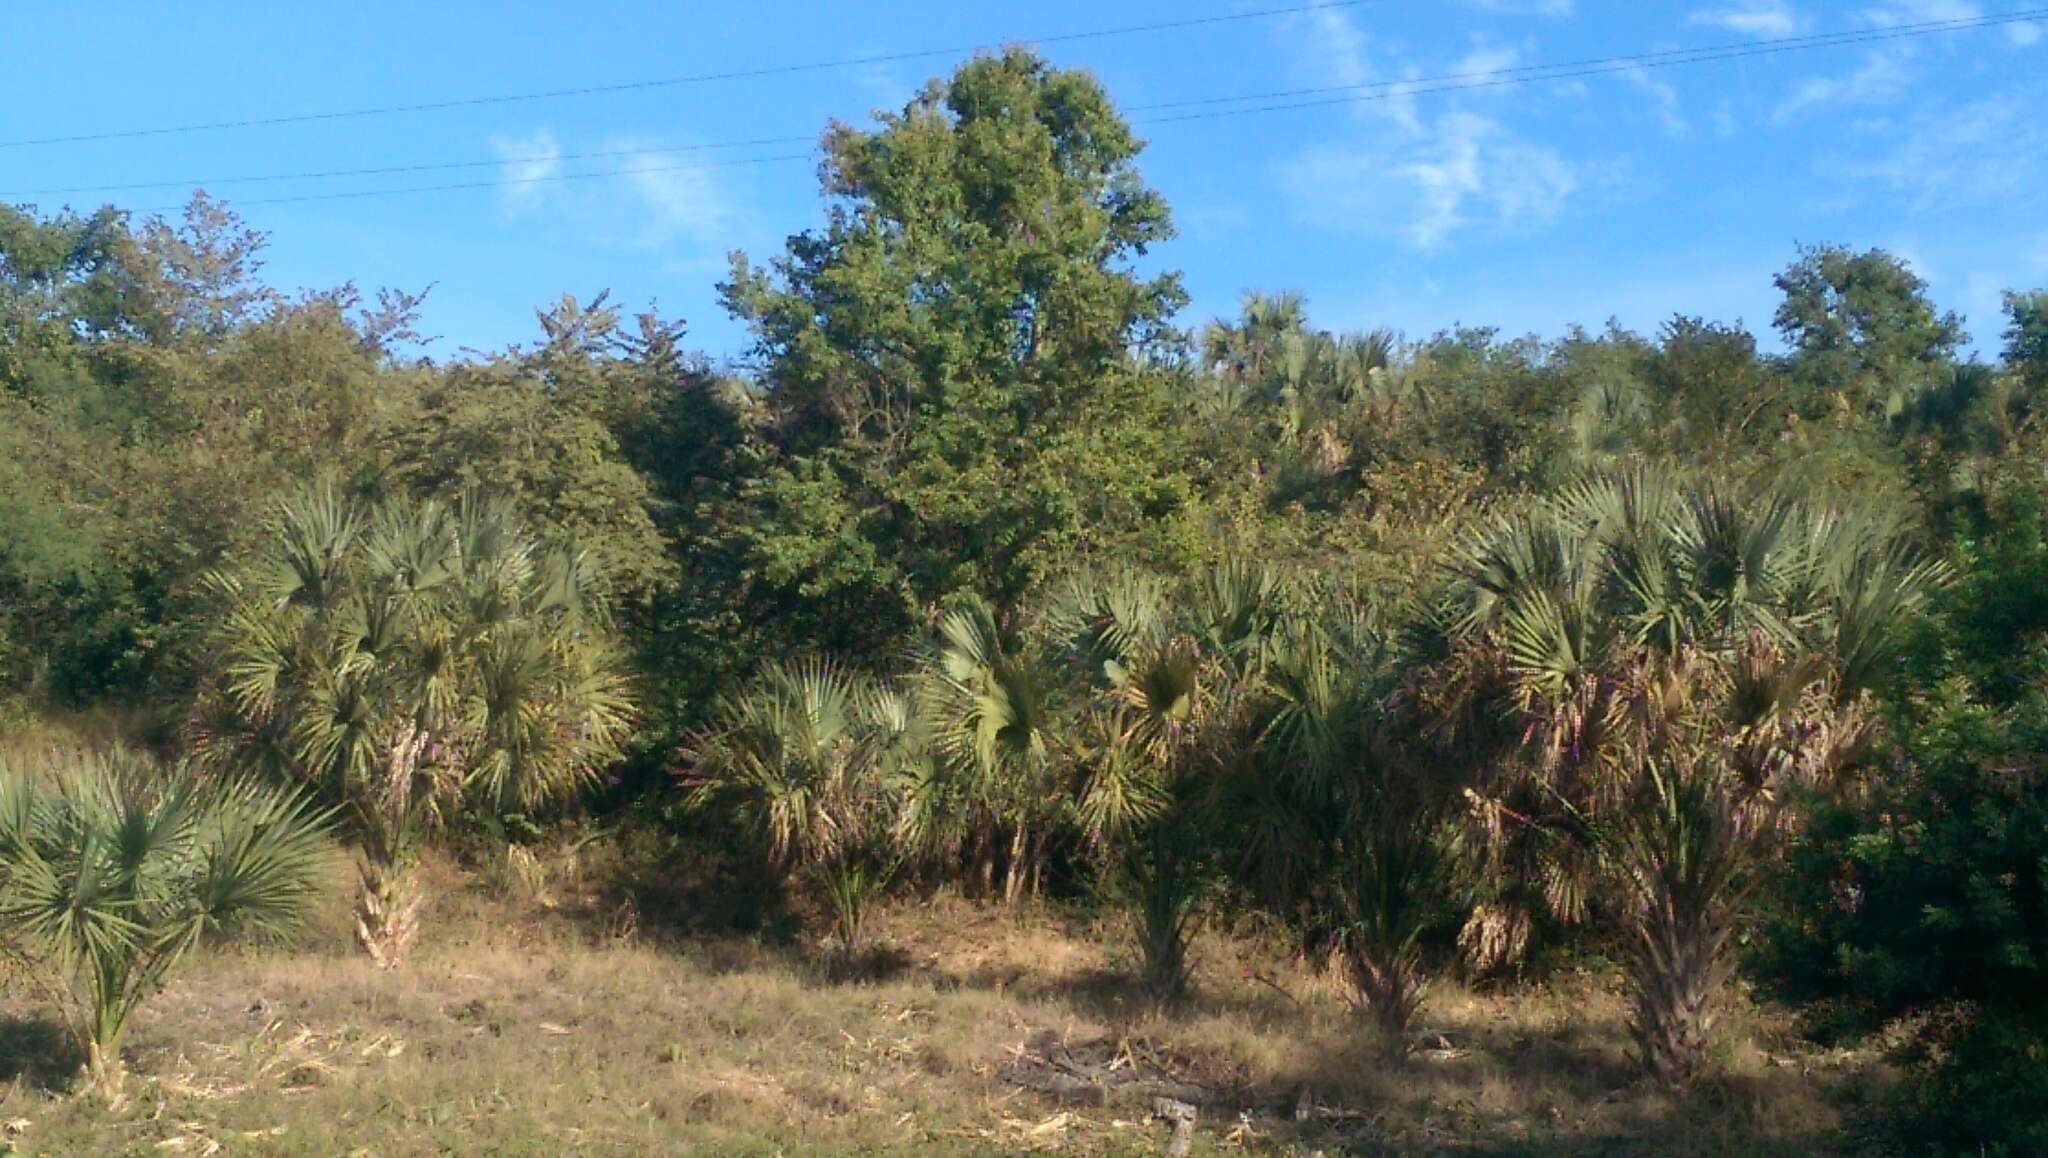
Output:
[0, 747, 331, 1095]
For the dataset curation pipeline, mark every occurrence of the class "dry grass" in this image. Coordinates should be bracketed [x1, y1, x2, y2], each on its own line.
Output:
[0, 846, 1890, 1157]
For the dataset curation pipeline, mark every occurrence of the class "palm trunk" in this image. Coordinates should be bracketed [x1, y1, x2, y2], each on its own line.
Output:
[1342, 937, 1427, 1045]
[354, 851, 425, 969]
[1137, 833, 1197, 1007]
[83, 1039, 124, 1101]
[1002, 826, 1029, 906]
[1616, 764, 1757, 1090]
[974, 820, 997, 899]
[1625, 894, 1731, 1089]
[354, 726, 430, 969]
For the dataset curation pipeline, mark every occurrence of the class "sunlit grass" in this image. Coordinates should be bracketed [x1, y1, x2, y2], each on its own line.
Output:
[0, 848, 1885, 1155]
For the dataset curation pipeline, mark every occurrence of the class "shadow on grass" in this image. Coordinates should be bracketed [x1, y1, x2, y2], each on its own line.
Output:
[960, 955, 1867, 1158]
[928, 956, 1310, 1029]
[555, 819, 807, 956]
[1246, 1009, 1862, 1157]
[0, 1014, 80, 1092]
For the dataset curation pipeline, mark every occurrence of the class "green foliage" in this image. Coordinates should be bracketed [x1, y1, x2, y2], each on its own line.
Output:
[8, 47, 2048, 1134]
[1774, 243, 1967, 423]
[1447, 471, 1940, 1083]
[1769, 468, 2048, 1148]
[198, 486, 634, 964]
[0, 745, 331, 1094]
[719, 49, 1193, 655]
[684, 661, 906, 954]
[1231, 593, 1467, 1035]
[2001, 288, 2048, 394]
[1052, 561, 1267, 1002]
[910, 595, 1062, 902]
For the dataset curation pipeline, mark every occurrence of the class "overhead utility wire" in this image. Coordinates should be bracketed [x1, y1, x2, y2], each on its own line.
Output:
[0, 0, 1387, 150]
[4, 135, 820, 197]
[22, 7, 2037, 203]
[136, 153, 819, 212]
[1130, 7, 2048, 122]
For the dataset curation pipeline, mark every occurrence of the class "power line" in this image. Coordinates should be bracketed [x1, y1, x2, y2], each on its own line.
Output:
[22, 7, 2037, 207]
[139, 153, 819, 213]
[0, 0, 1387, 151]
[4, 135, 818, 198]
[1131, 8, 2048, 123]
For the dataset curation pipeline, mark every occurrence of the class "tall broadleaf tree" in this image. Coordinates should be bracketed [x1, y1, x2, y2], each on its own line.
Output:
[720, 48, 1192, 657]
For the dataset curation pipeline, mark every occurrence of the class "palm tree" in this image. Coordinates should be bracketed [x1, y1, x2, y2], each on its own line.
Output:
[197, 486, 634, 968]
[1606, 638, 1874, 1087]
[1447, 469, 1944, 1083]
[0, 746, 332, 1098]
[1200, 290, 1308, 384]
[685, 661, 904, 957]
[1053, 561, 1280, 1003]
[1233, 596, 1466, 1040]
[912, 597, 1062, 903]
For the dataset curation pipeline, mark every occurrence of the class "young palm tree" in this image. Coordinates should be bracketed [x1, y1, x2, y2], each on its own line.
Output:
[0, 746, 332, 1098]
[1234, 597, 1466, 1040]
[1054, 561, 1279, 1003]
[197, 486, 634, 968]
[912, 597, 1062, 903]
[684, 661, 904, 957]
[1607, 639, 1873, 1087]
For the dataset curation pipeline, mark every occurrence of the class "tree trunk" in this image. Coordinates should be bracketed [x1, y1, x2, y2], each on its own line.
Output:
[354, 852, 425, 969]
[1625, 903, 1728, 1090]
[82, 1038, 124, 1102]
[1138, 841, 1194, 1007]
[1002, 826, 1029, 906]
[974, 828, 997, 900]
[1343, 938, 1426, 1045]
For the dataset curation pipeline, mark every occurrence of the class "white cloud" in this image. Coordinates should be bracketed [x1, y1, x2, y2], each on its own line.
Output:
[1687, 1, 1802, 38]
[2007, 21, 2044, 46]
[853, 58, 915, 113]
[1272, 5, 1586, 249]
[1767, 0, 2018, 123]
[1291, 3, 1372, 88]
[1859, 0, 1981, 25]
[1709, 99, 1740, 137]
[1276, 4, 1419, 131]
[618, 148, 746, 250]
[1283, 111, 1579, 249]
[1772, 49, 1912, 120]
[1454, 42, 1524, 80]
[1177, 204, 1250, 243]
[1852, 92, 2047, 210]
[1622, 65, 1688, 134]
[493, 131, 757, 258]
[492, 130, 563, 206]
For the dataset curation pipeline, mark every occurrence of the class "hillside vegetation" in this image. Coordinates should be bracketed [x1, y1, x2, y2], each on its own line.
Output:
[4, 49, 2047, 1154]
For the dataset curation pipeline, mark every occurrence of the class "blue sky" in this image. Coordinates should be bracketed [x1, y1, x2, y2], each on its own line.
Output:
[3, 1, 2044, 361]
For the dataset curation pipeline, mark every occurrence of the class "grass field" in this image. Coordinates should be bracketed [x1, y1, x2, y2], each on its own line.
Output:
[0, 838, 1895, 1158]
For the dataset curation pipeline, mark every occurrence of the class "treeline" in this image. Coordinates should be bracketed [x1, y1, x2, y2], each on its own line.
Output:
[5, 49, 2048, 1146]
